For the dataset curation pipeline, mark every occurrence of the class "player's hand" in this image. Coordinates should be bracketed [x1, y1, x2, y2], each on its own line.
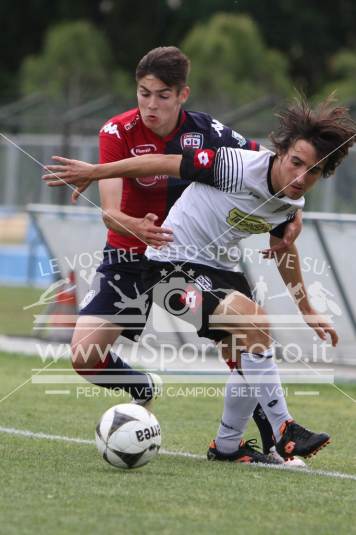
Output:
[71, 180, 92, 203]
[133, 213, 173, 248]
[302, 307, 339, 347]
[261, 211, 303, 259]
[42, 156, 95, 187]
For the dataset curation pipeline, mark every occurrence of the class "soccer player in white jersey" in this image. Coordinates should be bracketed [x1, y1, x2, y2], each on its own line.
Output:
[43, 96, 356, 463]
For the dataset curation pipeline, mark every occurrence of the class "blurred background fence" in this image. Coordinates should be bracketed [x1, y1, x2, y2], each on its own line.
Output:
[1, 127, 355, 212]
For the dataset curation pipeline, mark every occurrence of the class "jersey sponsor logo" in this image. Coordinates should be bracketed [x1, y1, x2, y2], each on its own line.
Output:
[130, 144, 157, 156]
[195, 275, 213, 291]
[124, 114, 140, 131]
[136, 175, 168, 187]
[231, 130, 247, 147]
[193, 149, 215, 169]
[227, 207, 273, 234]
[180, 132, 204, 150]
[100, 121, 121, 139]
[211, 118, 225, 137]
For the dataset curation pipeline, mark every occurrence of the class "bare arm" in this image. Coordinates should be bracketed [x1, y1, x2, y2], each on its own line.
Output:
[271, 235, 338, 346]
[261, 210, 303, 258]
[99, 177, 131, 235]
[42, 154, 182, 187]
[99, 177, 173, 247]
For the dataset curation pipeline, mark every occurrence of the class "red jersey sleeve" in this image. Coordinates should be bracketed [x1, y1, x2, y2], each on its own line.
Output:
[99, 121, 129, 164]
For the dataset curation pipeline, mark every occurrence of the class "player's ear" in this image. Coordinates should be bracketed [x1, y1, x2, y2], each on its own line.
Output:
[179, 85, 190, 105]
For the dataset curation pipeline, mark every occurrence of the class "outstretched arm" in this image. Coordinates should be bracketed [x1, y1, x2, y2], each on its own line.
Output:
[271, 235, 338, 346]
[42, 154, 182, 188]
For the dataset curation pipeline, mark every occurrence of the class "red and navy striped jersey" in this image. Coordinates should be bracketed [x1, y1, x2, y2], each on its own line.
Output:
[99, 107, 259, 253]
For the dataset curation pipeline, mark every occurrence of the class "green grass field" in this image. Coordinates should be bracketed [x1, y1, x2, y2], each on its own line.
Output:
[1, 351, 356, 535]
[0, 285, 45, 336]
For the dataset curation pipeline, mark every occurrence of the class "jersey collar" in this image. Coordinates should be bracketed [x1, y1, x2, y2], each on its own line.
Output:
[267, 155, 277, 195]
[267, 154, 285, 199]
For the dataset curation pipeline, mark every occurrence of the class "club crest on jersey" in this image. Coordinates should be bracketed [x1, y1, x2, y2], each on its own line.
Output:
[180, 132, 204, 150]
[227, 208, 273, 234]
[195, 275, 213, 291]
[130, 144, 157, 156]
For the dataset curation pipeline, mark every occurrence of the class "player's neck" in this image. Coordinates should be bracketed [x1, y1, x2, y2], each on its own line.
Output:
[270, 158, 282, 195]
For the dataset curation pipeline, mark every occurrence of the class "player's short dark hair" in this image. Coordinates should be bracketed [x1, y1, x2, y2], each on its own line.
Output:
[136, 46, 190, 91]
[270, 95, 356, 177]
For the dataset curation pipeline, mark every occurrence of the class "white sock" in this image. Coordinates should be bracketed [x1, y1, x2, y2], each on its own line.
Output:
[240, 349, 292, 441]
[215, 370, 258, 454]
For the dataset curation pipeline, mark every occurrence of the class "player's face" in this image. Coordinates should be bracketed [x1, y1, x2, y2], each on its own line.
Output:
[274, 139, 325, 199]
[137, 75, 190, 137]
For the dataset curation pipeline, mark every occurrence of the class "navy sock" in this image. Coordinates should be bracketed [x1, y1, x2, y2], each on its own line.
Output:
[83, 351, 153, 401]
[253, 404, 275, 453]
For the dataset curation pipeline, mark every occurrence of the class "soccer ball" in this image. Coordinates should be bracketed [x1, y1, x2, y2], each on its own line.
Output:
[95, 403, 161, 469]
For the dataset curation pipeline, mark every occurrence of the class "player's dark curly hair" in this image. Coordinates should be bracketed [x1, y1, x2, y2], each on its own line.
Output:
[270, 95, 356, 177]
[136, 46, 190, 91]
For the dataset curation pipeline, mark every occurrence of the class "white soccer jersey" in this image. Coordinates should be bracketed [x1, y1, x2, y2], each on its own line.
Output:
[146, 148, 304, 271]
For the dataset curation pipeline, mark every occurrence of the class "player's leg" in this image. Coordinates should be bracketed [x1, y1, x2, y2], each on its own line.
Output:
[218, 334, 275, 454]
[213, 292, 293, 438]
[71, 316, 160, 402]
[187, 269, 280, 464]
[214, 334, 279, 462]
[212, 291, 330, 459]
[71, 252, 159, 403]
[216, 335, 306, 466]
[207, 377, 279, 463]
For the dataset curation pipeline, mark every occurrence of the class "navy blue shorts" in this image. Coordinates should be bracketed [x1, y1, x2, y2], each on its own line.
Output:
[79, 245, 148, 341]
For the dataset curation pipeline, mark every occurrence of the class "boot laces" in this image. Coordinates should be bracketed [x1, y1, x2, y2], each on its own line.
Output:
[242, 438, 261, 453]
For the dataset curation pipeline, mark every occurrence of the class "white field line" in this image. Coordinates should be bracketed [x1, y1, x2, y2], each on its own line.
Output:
[294, 391, 320, 396]
[1, 426, 356, 481]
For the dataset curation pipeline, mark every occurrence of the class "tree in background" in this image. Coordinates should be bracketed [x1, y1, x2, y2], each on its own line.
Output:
[319, 49, 356, 103]
[20, 21, 115, 106]
[182, 13, 291, 111]
[314, 50, 356, 212]
[2, 0, 356, 101]
[234, 0, 356, 95]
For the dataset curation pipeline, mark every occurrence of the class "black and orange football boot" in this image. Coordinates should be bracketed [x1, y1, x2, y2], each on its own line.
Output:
[207, 438, 281, 464]
[276, 420, 330, 459]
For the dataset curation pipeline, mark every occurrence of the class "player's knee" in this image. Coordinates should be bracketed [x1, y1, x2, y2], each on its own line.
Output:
[70, 335, 100, 371]
[245, 306, 271, 351]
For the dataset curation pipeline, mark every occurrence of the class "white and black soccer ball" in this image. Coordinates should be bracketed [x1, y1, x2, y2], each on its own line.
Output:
[95, 403, 161, 469]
